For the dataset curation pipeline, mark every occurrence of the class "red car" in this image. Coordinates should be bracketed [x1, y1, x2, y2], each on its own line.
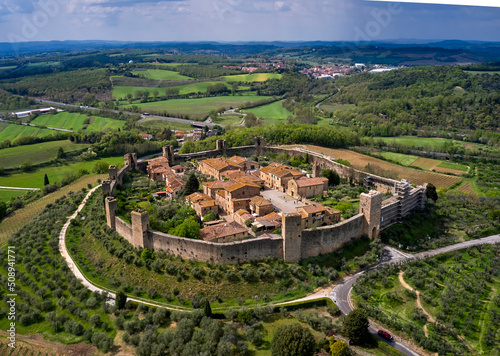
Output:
[378, 330, 393, 341]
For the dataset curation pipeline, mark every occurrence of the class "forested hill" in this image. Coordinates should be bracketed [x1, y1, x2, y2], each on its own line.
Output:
[332, 66, 500, 134]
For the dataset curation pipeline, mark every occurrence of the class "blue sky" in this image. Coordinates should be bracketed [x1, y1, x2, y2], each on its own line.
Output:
[1, 0, 499, 43]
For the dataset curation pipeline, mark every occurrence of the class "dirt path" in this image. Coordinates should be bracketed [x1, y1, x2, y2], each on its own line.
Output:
[398, 271, 476, 354]
[399, 271, 435, 337]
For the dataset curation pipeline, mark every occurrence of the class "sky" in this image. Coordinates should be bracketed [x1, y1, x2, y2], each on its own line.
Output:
[1, 0, 500, 43]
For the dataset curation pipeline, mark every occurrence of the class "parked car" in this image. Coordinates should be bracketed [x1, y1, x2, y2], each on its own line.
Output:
[378, 330, 393, 341]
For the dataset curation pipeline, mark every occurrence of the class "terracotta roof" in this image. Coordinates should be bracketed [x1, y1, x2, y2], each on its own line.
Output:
[260, 162, 280, 174]
[227, 156, 246, 165]
[201, 158, 231, 171]
[235, 175, 264, 185]
[171, 165, 183, 170]
[221, 170, 246, 179]
[226, 181, 260, 192]
[186, 192, 212, 203]
[199, 200, 216, 208]
[200, 221, 248, 241]
[167, 178, 184, 191]
[301, 203, 326, 214]
[250, 196, 272, 207]
[235, 209, 250, 216]
[148, 157, 169, 167]
[293, 177, 328, 188]
[262, 212, 282, 223]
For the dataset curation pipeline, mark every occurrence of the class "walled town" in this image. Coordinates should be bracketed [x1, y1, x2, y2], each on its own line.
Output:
[103, 139, 427, 263]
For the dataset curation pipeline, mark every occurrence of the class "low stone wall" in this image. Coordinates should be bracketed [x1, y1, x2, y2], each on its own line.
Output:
[301, 214, 364, 259]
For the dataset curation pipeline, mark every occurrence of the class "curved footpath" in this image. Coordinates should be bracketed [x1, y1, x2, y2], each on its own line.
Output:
[58, 185, 189, 311]
[59, 187, 500, 355]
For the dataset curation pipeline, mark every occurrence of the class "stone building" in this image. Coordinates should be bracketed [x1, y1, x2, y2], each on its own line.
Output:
[186, 192, 219, 217]
[200, 221, 249, 243]
[286, 176, 329, 199]
[214, 181, 261, 215]
[259, 163, 304, 192]
[249, 196, 273, 216]
[294, 203, 341, 229]
[198, 156, 259, 180]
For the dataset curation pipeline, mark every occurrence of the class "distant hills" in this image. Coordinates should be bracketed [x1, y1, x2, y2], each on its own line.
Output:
[2, 40, 500, 65]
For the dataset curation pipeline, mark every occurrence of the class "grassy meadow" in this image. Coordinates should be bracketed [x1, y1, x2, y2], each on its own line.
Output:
[0, 174, 106, 243]
[0, 140, 91, 169]
[0, 123, 54, 142]
[132, 69, 193, 81]
[224, 73, 282, 82]
[123, 95, 272, 120]
[0, 157, 123, 190]
[113, 82, 250, 99]
[243, 100, 293, 121]
[31, 112, 125, 132]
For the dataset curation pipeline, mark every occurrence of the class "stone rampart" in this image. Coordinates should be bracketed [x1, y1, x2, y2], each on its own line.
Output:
[300, 214, 364, 259]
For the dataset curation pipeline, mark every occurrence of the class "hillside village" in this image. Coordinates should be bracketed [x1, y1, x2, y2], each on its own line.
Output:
[145, 154, 342, 243]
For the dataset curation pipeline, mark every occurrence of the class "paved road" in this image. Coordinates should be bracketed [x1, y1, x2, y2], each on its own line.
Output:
[32, 98, 217, 128]
[0, 186, 40, 191]
[331, 235, 500, 356]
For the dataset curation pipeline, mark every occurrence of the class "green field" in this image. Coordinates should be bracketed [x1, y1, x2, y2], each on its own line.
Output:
[31, 112, 125, 132]
[0, 157, 123, 190]
[380, 152, 419, 166]
[0, 140, 91, 169]
[243, 101, 293, 122]
[214, 114, 244, 126]
[112, 82, 249, 99]
[0, 123, 54, 143]
[132, 69, 193, 81]
[438, 161, 469, 172]
[123, 94, 272, 120]
[0, 189, 26, 202]
[319, 103, 356, 113]
[139, 118, 194, 131]
[224, 73, 282, 82]
[374, 136, 500, 154]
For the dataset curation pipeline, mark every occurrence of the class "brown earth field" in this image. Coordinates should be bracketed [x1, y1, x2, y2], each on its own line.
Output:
[457, 181, 477, 196]
[0, 331, 97, 356]
[295, 145, 462, 189]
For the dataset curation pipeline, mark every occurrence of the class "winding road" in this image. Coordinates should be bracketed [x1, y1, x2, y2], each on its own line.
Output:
[58, 186, 500, 355]
[331, 235, 500, 356]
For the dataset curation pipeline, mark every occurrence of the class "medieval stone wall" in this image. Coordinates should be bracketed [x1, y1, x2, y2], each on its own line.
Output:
[300, 214, 364, 259]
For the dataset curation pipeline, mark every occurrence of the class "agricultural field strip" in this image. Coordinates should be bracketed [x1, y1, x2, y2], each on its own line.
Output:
[59, 186, 190, 312]
[299, 145, 462, 189]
